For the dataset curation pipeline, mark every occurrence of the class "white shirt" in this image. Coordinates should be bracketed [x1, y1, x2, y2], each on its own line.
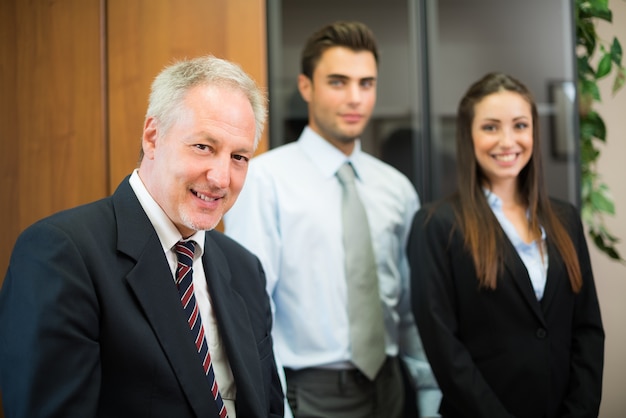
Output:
[224, 127, 439, 409]
[129, 170, 237, 416]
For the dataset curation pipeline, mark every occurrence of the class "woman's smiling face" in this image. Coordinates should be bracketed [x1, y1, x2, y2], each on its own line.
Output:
[471, 89, 533, 189]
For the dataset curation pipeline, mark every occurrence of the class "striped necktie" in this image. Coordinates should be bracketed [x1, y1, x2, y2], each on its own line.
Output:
[175, 240, 228, 418]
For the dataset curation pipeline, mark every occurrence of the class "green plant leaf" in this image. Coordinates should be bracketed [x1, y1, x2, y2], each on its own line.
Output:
[575, 0, 624, 263]
[586, 0, 612, 21]
[598, 225, 620, 243]
[579, 78, 602, 101]
[596, 53, 613, 78]
[592, 230, 605, 250]
[605, 247, 621, 260]
[577, 56, 595, 77]
[580, 143, 600, 165]
[581, 174, 593, 197]
[577, 20, 597, 54]
[590, 229, 622, 260]
[598, 183, 616, 213]
[610, 37, 623, 65]
[581, 111, 607, 141]
[590, 189, 615, 214]
[613, 66, 626, 94]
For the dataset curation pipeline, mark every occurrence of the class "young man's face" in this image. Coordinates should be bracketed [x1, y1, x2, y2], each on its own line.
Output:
[139, 84, 256, 238]
[298, 46, 377, 155]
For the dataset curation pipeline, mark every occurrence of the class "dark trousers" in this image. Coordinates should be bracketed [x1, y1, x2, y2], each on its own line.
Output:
[285, 357, 405, 418]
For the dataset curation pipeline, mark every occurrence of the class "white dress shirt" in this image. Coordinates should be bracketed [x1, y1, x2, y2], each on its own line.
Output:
[224, 127, 440, 415]
[129, 170, 237, 416]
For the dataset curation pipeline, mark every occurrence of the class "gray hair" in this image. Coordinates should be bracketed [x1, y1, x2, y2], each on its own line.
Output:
[145, 55, 267, 149]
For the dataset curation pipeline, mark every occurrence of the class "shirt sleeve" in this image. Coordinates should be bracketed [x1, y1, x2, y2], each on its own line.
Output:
[0, 222, 101, 417]
[398, 187, 443, 417]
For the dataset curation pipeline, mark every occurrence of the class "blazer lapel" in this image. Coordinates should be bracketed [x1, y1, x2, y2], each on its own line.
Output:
[501, 238, 547, 326]
[202, 233, 265, 416]
[538, 239, 565, 313]
[112, 179, 219, 417]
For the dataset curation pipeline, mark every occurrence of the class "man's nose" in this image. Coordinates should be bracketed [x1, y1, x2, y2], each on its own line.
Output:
[207, 155, 230, 189]
[346, 83, 362, 103]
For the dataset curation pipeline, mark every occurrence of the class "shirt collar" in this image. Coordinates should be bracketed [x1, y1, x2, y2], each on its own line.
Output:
[484, 188, 501, 209]
[298, 126, 366, 181]
[484, 188, 546, 241]
[129, 170, 205, 257]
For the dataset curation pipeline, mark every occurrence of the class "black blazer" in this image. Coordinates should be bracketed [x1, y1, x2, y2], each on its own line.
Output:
[0, 178, 284, 418]
[407, 196, 604, 418]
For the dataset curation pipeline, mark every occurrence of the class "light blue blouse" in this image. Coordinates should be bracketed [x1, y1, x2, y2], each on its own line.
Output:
[485, 191, 548, 300]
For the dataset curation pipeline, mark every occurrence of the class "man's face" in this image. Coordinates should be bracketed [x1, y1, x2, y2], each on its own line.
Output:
[139, 84, 256, 237]
[298, 46, 377, 155]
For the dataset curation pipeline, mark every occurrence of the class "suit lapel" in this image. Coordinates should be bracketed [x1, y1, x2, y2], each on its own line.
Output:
[203, 232, 265, 416]
[539, 239, 565, 313]
[112, 179, 219, 417]
[501, 238, 547, 326]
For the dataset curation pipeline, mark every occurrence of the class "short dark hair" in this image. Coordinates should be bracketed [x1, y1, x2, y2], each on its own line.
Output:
[300, 21, 379, 79]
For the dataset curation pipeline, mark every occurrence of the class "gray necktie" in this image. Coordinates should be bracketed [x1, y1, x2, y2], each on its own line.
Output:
[336, 162, 386, 380]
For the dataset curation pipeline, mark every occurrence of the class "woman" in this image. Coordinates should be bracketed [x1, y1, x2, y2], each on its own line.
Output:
[407, 72, 604, 418]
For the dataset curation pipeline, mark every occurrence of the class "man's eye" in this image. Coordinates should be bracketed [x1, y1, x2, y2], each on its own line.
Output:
[195, 144, 209, 151]
[233, 155, 249, 162]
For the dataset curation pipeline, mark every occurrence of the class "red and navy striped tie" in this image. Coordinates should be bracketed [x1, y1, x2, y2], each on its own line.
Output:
[175, 240, 228, 418]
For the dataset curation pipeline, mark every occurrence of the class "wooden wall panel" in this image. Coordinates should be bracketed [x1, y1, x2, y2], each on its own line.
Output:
[107, 0, 268, 190]
[0, 0, 105, 415]
[0, 3, 17, 417]
[0, 0, 105, 281]
[0, 0, 19, 287]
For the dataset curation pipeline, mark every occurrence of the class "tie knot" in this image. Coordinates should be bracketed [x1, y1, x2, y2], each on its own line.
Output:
[336, 162, 356, 187]
[175, 240, 196, 268]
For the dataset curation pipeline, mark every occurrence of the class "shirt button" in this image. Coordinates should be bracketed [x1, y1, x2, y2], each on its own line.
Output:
[536, 328, 547, 339]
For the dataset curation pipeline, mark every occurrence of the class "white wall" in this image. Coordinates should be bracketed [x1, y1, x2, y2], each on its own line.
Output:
[592, 2, 626, 416]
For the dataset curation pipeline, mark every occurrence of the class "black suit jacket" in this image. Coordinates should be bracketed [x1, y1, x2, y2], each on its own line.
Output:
[407, 197, 604, 418]
[0, 178, 284, 418]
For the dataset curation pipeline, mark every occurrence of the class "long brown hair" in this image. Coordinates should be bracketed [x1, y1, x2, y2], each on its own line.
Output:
[455, 72, 582, 292]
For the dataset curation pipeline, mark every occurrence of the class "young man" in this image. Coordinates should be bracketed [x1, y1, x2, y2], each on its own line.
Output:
[225, 21, 439, 417]
[0, 55, 284, 418]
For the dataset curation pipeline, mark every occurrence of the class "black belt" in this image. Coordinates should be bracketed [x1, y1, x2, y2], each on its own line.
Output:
[284, 356, 396, 385]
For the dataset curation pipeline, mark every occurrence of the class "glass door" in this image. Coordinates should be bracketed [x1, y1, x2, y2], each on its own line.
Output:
[267, 0, 580, 205]
[267, 0, 428, 198]
[423, 0, 579, 204]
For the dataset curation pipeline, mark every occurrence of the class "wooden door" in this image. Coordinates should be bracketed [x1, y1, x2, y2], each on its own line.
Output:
[0, 0, 106, 288]
[107, 0, 268, 188]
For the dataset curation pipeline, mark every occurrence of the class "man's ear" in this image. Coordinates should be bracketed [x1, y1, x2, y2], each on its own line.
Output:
[298, 74, 312, 103]
[142, 117, 159, 160]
